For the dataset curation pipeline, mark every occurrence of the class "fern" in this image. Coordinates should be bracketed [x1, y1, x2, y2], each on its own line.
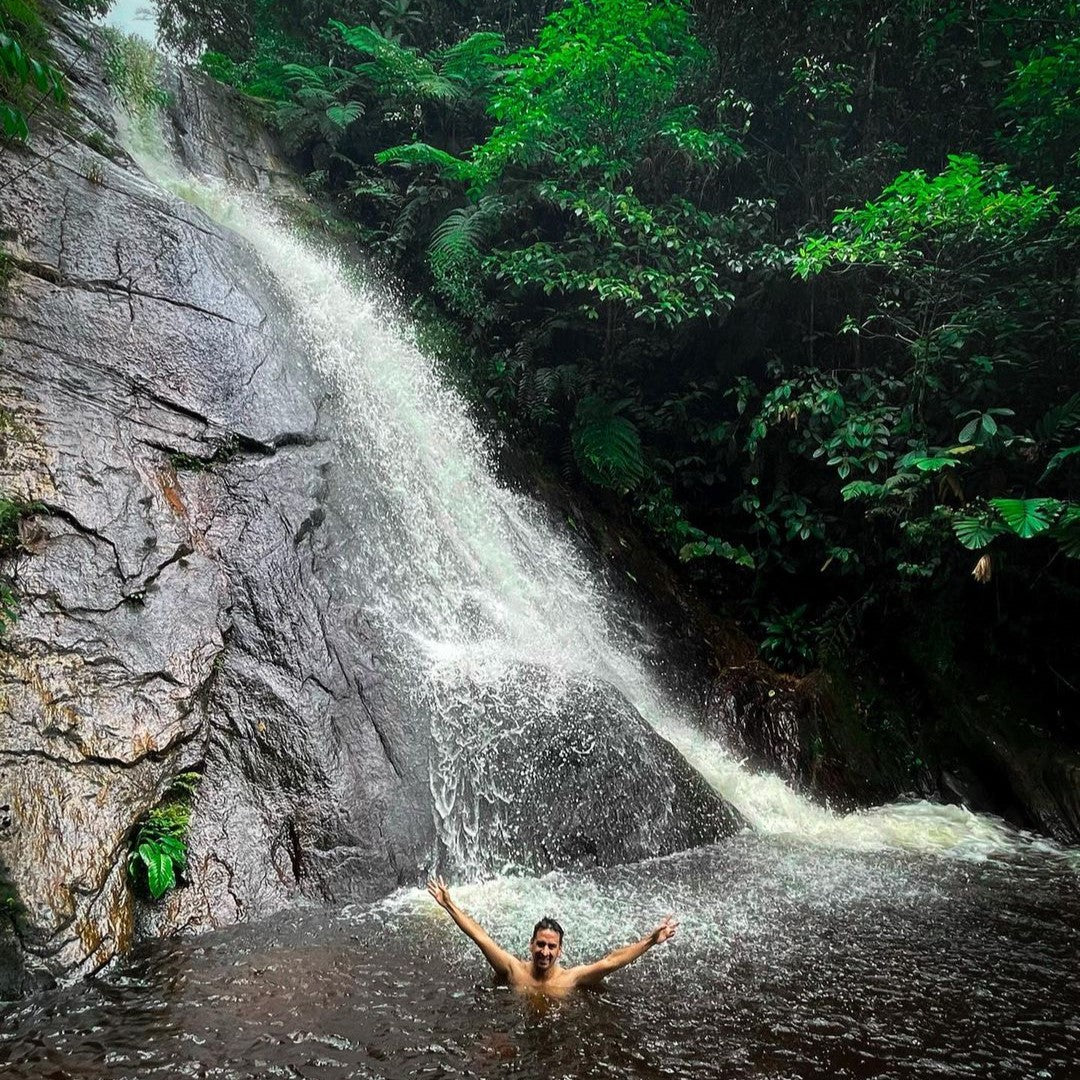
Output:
[572, 396, 647, 491]
[281, 62, 332, 90]
[1041, 444, 1080, 481]
[429, 196, 505, 268]
[428, 196, 504, 312]
[331, 21, 457, 102]
[1034, 392, 1080, 442]
[349, 166, 402, 204]
[520, 366, 559, 421]
[387, 185, 438, 258]
[1051, 505, 1080, 558]
[377, 141, 477, 183]
[326, 101, 364, 128]
[437, 32, 507, 94]
[518, 363, 582, 425]
[275, 64, 362, 150]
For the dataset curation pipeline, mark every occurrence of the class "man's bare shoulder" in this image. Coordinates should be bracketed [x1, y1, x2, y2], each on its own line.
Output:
[562, 962, 605, 987]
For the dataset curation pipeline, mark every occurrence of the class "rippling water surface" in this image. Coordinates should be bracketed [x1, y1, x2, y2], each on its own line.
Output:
[4, 835, 1077, 1080]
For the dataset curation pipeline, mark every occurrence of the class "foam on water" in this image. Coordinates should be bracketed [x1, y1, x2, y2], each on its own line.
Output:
[119, 109, 1077, 874]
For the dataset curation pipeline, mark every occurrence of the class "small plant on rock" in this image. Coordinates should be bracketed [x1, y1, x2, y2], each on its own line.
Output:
[101, 27, 169, 117]
[127, 772, 200, 899]
[0, 494, 40, 637]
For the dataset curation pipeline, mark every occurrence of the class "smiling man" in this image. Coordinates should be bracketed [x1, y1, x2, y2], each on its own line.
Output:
[427, 877, 678, 996]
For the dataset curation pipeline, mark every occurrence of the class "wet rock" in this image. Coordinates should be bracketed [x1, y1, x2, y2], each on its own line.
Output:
[430, 663, 744, 874]
[0, 8, 431, 991]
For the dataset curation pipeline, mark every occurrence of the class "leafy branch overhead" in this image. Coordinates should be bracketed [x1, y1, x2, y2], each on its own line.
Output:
[0, 9, 66, 141]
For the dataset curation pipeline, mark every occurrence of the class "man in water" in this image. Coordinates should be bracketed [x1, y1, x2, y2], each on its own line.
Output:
[427, 877, 678, 996]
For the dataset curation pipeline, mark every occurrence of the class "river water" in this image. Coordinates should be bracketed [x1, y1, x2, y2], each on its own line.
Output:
[2, 835, 1078, 1079]
[4, 83, 1078, 1078]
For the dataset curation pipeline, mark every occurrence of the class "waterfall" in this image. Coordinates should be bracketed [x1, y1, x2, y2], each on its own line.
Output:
[117, 106, 1055, 877]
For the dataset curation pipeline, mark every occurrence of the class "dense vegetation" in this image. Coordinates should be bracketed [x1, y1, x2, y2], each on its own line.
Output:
[158, 2, 1078, 712]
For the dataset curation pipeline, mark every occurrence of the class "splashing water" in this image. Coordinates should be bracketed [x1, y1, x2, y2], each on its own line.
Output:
[119, 108, 1076, 875]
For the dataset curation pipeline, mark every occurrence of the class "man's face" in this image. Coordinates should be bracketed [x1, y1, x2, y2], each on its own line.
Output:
[529, 929, 562, 971]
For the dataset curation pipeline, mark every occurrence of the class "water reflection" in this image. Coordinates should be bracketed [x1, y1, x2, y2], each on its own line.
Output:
[2, 835, 1077, 1079]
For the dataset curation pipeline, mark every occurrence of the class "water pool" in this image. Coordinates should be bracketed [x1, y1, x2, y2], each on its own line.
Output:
[3, 834, 1077, 1079]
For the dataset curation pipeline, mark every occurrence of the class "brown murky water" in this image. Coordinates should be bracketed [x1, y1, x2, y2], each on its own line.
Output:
[2, 834, 1078, 1079]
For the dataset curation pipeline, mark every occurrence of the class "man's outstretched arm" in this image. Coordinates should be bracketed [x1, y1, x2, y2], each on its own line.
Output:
[427, 877, 517, 979]
[569, 916, 678, 986]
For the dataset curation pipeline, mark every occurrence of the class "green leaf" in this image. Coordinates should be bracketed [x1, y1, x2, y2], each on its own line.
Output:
[0, 103, 28, 141]
[154, 834, 187, 867]
[915, 456, 958, 471]
[375, 141, 476, 183]
[897, 450, 960, 472]
[325, 101, 363, 128]
[952, 516, 1006, 550]
[1041, 445, 1080, 481]
[840, 480, 887, 501]
[141, 843, 176, 899]
[990, 497, 1059, 538]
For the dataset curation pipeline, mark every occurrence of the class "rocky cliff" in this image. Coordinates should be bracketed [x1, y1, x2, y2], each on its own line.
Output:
[0, 10, 435, 994]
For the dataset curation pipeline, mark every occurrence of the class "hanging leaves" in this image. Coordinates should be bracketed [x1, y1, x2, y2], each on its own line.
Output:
[0, 24, 66, 143]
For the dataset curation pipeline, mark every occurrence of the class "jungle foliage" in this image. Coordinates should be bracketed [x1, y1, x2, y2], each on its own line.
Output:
[172, 0, 1080, 690]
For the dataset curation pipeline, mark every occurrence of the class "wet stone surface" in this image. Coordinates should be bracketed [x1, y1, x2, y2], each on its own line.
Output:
[0, 8, 429, 988]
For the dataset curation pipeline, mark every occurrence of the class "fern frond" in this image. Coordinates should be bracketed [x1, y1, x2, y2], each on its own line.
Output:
[331, 20, 457, 102]
[519, 365, 560, 424]
[349, 166, 401, 203]
[437, 31, 507, 93]
[281, 63, 351, 94]
[1035, 393, 1080, 443]
[572, 396, 647, 491]
[377, 142, 477, 183]
[429, 196, 505, 266]
[326, 101, 364, 128]
[389, 191, 433, 254]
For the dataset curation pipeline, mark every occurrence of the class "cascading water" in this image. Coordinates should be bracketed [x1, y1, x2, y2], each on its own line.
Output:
[118, 108, 1072, 878]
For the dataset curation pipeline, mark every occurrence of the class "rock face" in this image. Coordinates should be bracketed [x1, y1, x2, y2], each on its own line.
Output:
[701, 643, 1080, 844]
[0, 10, 431, 993]
[429, 664, 744, 874]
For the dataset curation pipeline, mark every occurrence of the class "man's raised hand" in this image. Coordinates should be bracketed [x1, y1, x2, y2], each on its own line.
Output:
[427, 875, 452, 910]
[652, 915, 679, 945]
